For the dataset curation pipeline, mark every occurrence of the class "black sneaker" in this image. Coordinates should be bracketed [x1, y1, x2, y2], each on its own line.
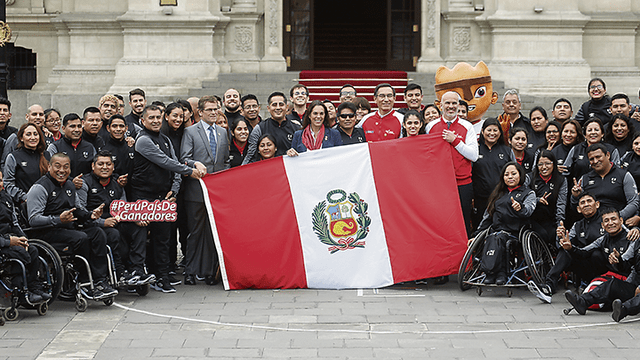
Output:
[81, 286, 105, 300]
[133, 270, 155, 285]
[96, 280, 119, 298]
[564, 290, 587, 315]
[527, 280, 552, 304]
[495, 272, 507, 286]
[151, 278, 176, 293]
[484, 273, 496, 285]
[119, 271, 140, 286]
[612, 299, 628, 322]
[168, 274, 182, 286]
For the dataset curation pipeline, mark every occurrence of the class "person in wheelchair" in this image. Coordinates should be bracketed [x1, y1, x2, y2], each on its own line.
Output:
[26, 152, 118, 300]
[529, 204, 639, 303]
[564, 245, 640, 321]
[524, 150, 567, 247]
[0, 170, 51, 304]
[471, 162, 536, 285]
[76, 151, 154, 286]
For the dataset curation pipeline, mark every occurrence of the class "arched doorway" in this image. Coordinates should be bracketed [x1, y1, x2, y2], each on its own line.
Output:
[283, 0, 420, 71]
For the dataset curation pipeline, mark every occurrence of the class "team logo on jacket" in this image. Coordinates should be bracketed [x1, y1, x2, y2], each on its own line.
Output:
[498, 153, 504, 160]
[109, 190, 115, 197]
[66, 189, 72, 197]
[20, 161, 27, 167]
[82, 151, 89, 158]
[312, 189, 371, 254]
[611, 177, 617, 184]
[129, 152, 135, 159]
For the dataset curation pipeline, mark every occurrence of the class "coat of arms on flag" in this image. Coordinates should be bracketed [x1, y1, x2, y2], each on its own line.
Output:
[312, 189, 371, 254]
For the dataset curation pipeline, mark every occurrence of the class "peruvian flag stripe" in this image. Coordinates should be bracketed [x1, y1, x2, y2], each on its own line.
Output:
[201, 158, 307, 290]
[283, 143, 394, 289]
[368, 135, 468, 283]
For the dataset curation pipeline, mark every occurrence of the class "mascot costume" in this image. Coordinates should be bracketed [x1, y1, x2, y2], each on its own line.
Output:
[434, 61, 498, 133]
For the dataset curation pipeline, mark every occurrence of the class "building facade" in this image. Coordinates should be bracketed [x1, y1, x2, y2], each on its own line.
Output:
[5, 0, 640, 115]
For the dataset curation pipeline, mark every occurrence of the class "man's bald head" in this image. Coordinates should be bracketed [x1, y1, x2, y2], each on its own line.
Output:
[26, 104, 45, 127]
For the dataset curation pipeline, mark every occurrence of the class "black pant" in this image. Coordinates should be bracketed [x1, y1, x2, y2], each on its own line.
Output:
[1, 245, 39, 289]
[34, 227, 109, 281]
[131, 191, 172, 280]
[472, 195, 488, 233]
[545, 248, 610, 293]
[458, 182, 474, 238]
[582, 277, 640, 315]
[116, 222, 147, 273]
[184, 200, 218, 277]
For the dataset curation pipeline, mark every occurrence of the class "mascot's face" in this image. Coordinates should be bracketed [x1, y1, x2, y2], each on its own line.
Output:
[435, 61, 498, 122]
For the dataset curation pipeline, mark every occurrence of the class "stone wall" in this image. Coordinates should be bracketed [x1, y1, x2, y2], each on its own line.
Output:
[4, 0, 640, 126]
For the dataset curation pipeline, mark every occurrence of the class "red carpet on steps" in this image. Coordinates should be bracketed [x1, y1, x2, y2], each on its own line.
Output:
[298, 70, 409, 109]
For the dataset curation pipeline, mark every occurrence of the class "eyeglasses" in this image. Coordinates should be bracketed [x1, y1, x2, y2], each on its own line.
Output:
[377, 94, 395, 99]
[589, 85, 604, 90]
[293, 91, 307, 96]
[339, 113, 355, 119]
[537, 161, 554, 167]
[46, 119, 61, 124]
[340, 91, 356, 96]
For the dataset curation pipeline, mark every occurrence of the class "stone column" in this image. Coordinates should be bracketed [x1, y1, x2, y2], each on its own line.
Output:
[476, 0, 591, 97]
[416, 0, 443, 72]
[225, 0, 262, 73]
[260, 0, 286, 72]
[109, 0, 226, 96]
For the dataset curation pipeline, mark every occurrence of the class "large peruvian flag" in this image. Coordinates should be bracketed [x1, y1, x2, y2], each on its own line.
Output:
[201, 134, 468, 290]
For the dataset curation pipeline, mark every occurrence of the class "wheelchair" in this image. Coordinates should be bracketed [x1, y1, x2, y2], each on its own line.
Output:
[458, 225, 555, 297]
[0, 239, 63, 323]
[54, 243, 119, 312]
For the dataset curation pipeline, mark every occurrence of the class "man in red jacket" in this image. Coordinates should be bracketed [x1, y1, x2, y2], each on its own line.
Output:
[426, 91, 479, 236]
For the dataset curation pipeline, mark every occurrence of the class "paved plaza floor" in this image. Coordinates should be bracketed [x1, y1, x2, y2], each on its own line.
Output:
[1, 277, 639, 360]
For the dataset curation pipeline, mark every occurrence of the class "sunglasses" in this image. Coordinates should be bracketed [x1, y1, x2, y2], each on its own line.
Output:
[339, 113, 356, 119]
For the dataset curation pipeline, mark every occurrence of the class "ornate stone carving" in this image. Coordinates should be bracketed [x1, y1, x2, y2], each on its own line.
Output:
[5, 0, 16, 6]
[453, 27, 471, 52]
[235, 26, 253, 53]
[426, 0, 436, 48]
[269, 0, 278, 47]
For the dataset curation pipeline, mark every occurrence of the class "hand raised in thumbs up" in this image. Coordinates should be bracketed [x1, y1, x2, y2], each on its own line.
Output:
[511, 197, 521, 211]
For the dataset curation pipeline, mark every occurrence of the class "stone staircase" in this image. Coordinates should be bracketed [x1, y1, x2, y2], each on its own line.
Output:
[189, 72, 591, 120]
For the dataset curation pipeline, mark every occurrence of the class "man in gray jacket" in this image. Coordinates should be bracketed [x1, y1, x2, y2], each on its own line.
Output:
[180, 96, 229, 286]
[129, 105, 205, 293]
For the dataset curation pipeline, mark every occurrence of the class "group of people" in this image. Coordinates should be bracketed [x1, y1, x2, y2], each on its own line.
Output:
[2, 77, 640, 322]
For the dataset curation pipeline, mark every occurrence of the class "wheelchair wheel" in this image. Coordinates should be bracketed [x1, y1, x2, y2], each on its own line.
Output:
[75, 297, 88, 312]
[29, 239, 64, 305]
[458, 228, 489, 291]
[4, 307, 18, 321]
[103, 297, 114, 306]
[522, 230, 555, 284]
[136, 284, 149, 296]
[37, 302, 48, 316]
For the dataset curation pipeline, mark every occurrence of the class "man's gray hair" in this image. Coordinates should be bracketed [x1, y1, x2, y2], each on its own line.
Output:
[503, 89, 521, 103]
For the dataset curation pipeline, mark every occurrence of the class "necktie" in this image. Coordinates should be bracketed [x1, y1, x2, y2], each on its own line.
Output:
[447, 122, 452, 129]
[208, 126, 217, 161]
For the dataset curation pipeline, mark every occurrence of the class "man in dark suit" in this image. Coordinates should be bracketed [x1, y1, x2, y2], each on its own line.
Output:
[180, 95, 230, 286]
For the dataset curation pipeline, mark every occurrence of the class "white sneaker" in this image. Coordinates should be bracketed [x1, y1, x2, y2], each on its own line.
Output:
[527, 280, 552, 304]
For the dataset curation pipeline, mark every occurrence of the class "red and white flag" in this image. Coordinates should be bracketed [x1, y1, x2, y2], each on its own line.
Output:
[201, 134, 468, 290]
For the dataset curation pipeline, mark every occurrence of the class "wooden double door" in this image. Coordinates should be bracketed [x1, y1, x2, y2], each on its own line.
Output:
[283, 0, 421, 71]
